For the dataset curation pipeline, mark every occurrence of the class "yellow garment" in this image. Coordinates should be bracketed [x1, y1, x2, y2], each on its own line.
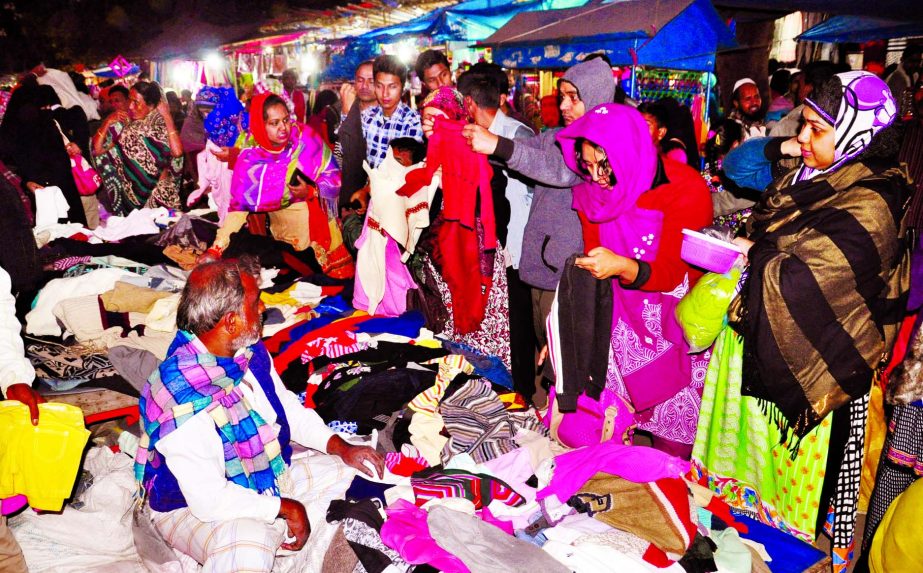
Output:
[409, 412, 449, 467]
[267, 201, 311, 251]
[260, 285, 301, 308]
[100, 281, 174, 313]
[870, 478, 923, 572]
[860, 382, 886, 512]
[0, 402, 90, 511]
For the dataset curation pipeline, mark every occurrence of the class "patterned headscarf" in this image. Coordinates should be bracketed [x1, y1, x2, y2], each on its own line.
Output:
[422, 86, 468, 122]
[797, 71, 897, 182]
[194, 87, 220, 109]
[197, 86, 248, 147]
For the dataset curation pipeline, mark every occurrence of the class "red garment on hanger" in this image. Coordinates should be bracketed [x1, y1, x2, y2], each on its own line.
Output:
[398, 117, 496, 334]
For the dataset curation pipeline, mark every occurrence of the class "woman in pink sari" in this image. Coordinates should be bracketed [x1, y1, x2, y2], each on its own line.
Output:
[209, 93, 353, 278]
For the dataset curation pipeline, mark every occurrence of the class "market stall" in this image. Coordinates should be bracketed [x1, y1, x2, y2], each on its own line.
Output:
[483, 0, 734, 142]
[483, 0, 734, 73]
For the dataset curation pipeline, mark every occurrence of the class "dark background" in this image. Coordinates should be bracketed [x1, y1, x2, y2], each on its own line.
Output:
[0, 0, 333, 72]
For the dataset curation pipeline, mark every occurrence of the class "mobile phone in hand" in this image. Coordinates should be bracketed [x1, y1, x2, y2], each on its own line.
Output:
[288, 169, 315, 187]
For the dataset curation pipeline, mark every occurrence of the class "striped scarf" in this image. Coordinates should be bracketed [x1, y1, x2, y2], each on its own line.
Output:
[738, 159, 911, 440]
[135, 331, 288, 497]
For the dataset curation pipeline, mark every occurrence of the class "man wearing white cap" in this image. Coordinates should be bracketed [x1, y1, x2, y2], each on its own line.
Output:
[727, 78, 765, 140]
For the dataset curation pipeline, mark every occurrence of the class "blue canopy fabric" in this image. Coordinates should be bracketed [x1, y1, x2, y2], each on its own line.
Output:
[322, 0, 588, 80]
[484, 0, 736, 71]
[797, 16, 923, 44]
[354, 0, 585, 44]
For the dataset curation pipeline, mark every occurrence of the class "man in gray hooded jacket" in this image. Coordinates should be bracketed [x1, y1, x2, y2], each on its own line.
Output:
[462, 56, 614, 400]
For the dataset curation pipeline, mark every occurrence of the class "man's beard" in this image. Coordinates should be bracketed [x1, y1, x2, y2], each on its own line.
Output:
[742, 108, 764, 122]
[231, 318, 263, 352]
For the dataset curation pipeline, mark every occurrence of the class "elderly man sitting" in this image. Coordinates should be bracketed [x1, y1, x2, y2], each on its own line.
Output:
[135, 257, 383, 572]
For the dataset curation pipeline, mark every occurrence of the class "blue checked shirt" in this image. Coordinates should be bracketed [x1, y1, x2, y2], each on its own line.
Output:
[361, 103, 423, 168]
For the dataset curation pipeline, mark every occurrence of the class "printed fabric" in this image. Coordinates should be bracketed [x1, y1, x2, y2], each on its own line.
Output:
[864, 402, 923, 549]
[606, 335, 710, 446]
[439, 379, 546, 464]
[25, 338, 118, 384]
[92, 118, 127, 213]
[824, 393, 868, 573]
[197, 86, 248, 147]
[135, 331, 288, 498]
[410, 469, 525, 509]
[104, 111, 183, 214]
[420, 251, 512, 368]
[690, 326, 832, 542]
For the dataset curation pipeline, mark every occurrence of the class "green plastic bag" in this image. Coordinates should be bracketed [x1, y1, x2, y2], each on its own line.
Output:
[676, 268, 741, 352]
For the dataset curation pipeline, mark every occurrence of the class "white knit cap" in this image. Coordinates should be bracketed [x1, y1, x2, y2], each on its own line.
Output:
[732, 78, 757, 94]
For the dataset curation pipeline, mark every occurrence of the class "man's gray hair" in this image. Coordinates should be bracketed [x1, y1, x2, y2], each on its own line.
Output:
[176, 256, 261, 336]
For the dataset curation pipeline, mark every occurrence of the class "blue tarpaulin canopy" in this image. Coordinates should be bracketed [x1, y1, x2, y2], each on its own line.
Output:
[483, 0, 736, 71]
[797, 16, 923, 44]
[355, 0, 587, 43]
[322, 0, 588, 79]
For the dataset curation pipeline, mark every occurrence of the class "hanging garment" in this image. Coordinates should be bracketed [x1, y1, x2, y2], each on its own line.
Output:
[545, 255, 613, 411]
[187, 141, 233, 222]
[353, 148, 434, 316]
[399, 117, 495, 334]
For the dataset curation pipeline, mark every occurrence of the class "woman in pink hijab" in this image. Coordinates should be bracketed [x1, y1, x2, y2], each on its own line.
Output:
[555, 102, 713, 458]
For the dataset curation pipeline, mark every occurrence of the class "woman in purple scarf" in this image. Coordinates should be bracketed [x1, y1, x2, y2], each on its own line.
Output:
[555, 103, 713, 458]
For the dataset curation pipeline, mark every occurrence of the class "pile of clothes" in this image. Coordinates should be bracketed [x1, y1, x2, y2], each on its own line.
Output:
[11, 199, 832, 573]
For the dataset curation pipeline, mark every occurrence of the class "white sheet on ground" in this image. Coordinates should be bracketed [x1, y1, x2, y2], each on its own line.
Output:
[92, 208, 169, 242]
[10, 446, 359, 573]
[9, 447, 145, 572]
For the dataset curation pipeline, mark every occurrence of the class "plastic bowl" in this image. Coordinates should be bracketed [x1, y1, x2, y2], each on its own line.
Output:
[681, 229, 743, 274]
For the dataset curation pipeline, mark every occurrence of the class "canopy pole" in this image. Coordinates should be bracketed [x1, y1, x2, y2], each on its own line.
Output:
[630, 38, 638, 100]
[630, 65, 637, 100]
[702, 64, 712, 171]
